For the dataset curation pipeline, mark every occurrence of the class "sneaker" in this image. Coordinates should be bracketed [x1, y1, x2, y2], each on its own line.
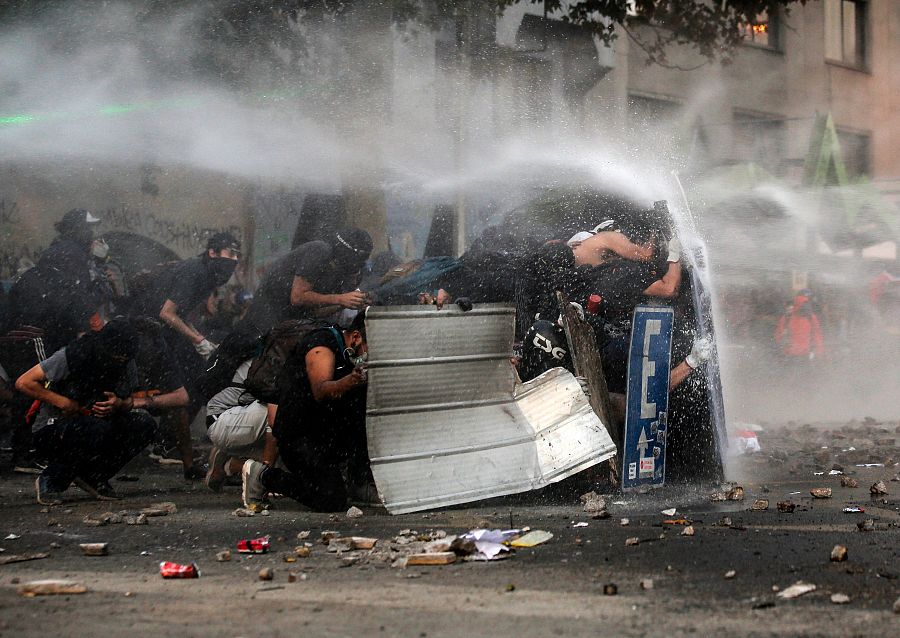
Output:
[148, 444, 182, 465]
[204, 447, 227, 492]
[73, 477, 121, 501]
[35, 475, 64, 506]
[241, 460, 269, 510]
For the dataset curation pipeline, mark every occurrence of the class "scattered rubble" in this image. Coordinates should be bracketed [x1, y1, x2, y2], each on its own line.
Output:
[17, 580, 87, 597]
[602, 583, 618, 595]
[724, 570, 736, 579]
[346, 506, 364, 518]
[625, 537, 640, 546]
[776, 581, 816, 599]
[830, 593, 850, 604]
[777, 501, 796, 513]
[258, 567, 274, 581]
[749, 499, 769, 511]
[870, 481, 888, 496]
[216, 550, 231, 562]
[407, 552, 456, 566]
[830, 545, 848, 562]
[79, 543, 108, 556]
[640, 579, 654, 590]
[0, 552, 50, 565]
[810, 488, 832, 499]
[857, 519, 875, 532]
[580, 491, 609, 519]
[681, 526, 695, 537]
[840, 477, 859, 488]
[232, 508, 255, 517]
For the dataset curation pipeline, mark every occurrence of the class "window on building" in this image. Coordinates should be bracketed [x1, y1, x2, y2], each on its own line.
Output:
[836, 129, 870, 178]
[824, 0, 867, 67]
[740, 10, 779, 50]
[732, 112, 786, 171]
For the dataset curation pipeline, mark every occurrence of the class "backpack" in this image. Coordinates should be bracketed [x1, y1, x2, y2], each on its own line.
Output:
[243, 319, 327, 403]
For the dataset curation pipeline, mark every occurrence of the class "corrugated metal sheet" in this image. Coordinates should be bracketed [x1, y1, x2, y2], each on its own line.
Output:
[365, 304, 617, 514]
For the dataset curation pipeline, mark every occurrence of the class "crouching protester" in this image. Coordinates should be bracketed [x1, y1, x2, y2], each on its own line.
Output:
[204, 359, 278, 492]
[241, 312, 369, 512]
[14, 317, 161, 505]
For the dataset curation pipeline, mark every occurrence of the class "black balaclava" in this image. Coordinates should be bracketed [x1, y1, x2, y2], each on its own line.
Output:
[207, 256, 238, 287]
[64, 316, 139, 406]
[331, 228, 373, 271]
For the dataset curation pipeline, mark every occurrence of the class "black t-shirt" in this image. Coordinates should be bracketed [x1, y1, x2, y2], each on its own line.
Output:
[134, 256, 216, 318]
[272, 327, 363, 446]
[133, 326, 184, 393]
[244, 241, 360, 333]
[7, 239, 98, 346]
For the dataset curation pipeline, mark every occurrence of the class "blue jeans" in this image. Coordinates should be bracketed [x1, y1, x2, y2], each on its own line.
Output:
[33, 411, 158, 491]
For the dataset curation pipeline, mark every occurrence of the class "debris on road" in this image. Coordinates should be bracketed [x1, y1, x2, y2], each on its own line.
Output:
[749, 499, 769, 511]
[125, 514, 148, 525]
[681, 526, 695, 537]
[407, 552, 456, 566]
[870, 481, 888, 496]
[603, 583, 618, 595]
[159, 561, 200, 578]
[18, 580, 87, 597]
[79, 543, 108, 556]
[724, 570, 736, 579]
[640, 579, 654, 590]
[857, 518, 875, 532]
[660, 508, 677, 516]
[777, 581, 816, 599]
[620, 518, 630, 526]
[840, 477, 859, 488]
[830, 545, 848, 562]
[580, 491, 609, 518]
[810, 488, 832, 499]
[0, 552, 50, 565]
[3, 534, 21, 540]
[509, 530, 553, 547]
[232, 508, 255, 517]
[216, 550, 231, 562]
[842, 506, 865, 513]
[258, 567, 274, 581]
[294, 546, 311, 558]
[625, 537, 640, 546]
[830, 593, 850, 604]
[349, 537, 377, 550]
[777, 501, 796, 513]
[143, 502, 177, 516]
[237, 536, 270, 554]
[346, 506, 364, 518]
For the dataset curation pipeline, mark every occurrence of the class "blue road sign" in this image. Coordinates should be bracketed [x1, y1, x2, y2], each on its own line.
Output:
[621, 306, 674, 492]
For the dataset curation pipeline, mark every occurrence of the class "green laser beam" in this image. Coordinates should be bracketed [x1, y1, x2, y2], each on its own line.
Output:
[0, 87, 313, 129]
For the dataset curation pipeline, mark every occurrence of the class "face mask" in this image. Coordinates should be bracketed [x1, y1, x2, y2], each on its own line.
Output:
[208, 257, 238, 287]
[344, 348, 368, 367]
[92, 239, 109, 260]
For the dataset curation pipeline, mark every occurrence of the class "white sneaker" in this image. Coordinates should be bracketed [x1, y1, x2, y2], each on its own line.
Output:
[241, 460, 269, 511]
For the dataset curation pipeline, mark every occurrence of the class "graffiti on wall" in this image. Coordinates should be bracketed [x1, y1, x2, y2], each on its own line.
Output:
[1, 199, 242, 279]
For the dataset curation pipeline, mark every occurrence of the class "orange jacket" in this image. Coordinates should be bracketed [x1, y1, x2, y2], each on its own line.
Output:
[774, 295, 824, 358]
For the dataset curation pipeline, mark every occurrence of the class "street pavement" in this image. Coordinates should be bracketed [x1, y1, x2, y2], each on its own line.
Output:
[0, 421, 898, 637]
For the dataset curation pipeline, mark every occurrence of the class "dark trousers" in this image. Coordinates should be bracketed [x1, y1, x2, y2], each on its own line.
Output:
[33, 411, 158, 491]
[262, 412, 368, 512]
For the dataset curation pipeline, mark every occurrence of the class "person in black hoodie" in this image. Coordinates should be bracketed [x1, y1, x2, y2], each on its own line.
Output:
[15, 317, 159, 505]
[129, 231, 240, 478]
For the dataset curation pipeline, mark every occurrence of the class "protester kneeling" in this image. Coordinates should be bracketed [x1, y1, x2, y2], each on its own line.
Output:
[241, 312, 369, 512]
[15, 317, 159, 505]
[205, 359, 277, 492]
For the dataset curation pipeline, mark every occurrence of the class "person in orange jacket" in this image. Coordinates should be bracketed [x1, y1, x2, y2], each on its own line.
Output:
[774, 289, 825, 360]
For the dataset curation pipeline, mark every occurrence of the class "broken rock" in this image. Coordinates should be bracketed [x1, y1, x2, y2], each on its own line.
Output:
[625, 537, 640, 547]
[681, 526, 695, 537]
[777, 501, 796, 513]
[18, 580, 87, 597]
[857, 518, 875, 532]
[79, 543, 108, 556]
[810, 487, 832, 499]
[777, 581, 816, 599]
[830, 593, 850, 604]
[216, 550, 232, 562]
[346, 506, 364, 518]
[407, 552, 456, 566]
[870, 481, 888, 496]
[580, 491, 609, 519]
[830, 545, 848, 562]
[749, 499, 769, 511]
[840, 476, 859, 488]
[258, 568, 274, 581]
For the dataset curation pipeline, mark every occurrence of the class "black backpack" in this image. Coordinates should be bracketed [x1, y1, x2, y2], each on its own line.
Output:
[244, 319, 327, 403]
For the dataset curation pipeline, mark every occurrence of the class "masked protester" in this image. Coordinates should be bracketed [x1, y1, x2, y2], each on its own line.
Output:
[240, 227, 373, 339]
[128, 231, 241, 478]
[1, 208, 103, 473]
[241, 311, 370, 512]
[14, 317, 159, 505]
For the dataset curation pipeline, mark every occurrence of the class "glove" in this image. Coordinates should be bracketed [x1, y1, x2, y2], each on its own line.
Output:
[575, 376, 591, 398]
[194, 338, 217, 359]
[685, 337, 712, 369]
[666, 236, 681, 263]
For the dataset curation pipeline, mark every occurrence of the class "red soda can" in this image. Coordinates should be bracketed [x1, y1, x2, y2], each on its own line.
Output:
[587, 294, 602, 314]
[159, 561, 200, 578]
[236, 536, 270, 554]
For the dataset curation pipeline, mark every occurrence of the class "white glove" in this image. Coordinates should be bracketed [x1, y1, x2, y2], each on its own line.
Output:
[685, 337, 712, 369]
[666, 237, 681, 263]
[194, 338, 217, 359]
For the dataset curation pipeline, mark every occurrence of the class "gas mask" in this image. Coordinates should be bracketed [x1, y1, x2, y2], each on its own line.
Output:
[208, 257, 238, 287]
[345, 349, 368, 368]
[91, 238, 110, 260]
